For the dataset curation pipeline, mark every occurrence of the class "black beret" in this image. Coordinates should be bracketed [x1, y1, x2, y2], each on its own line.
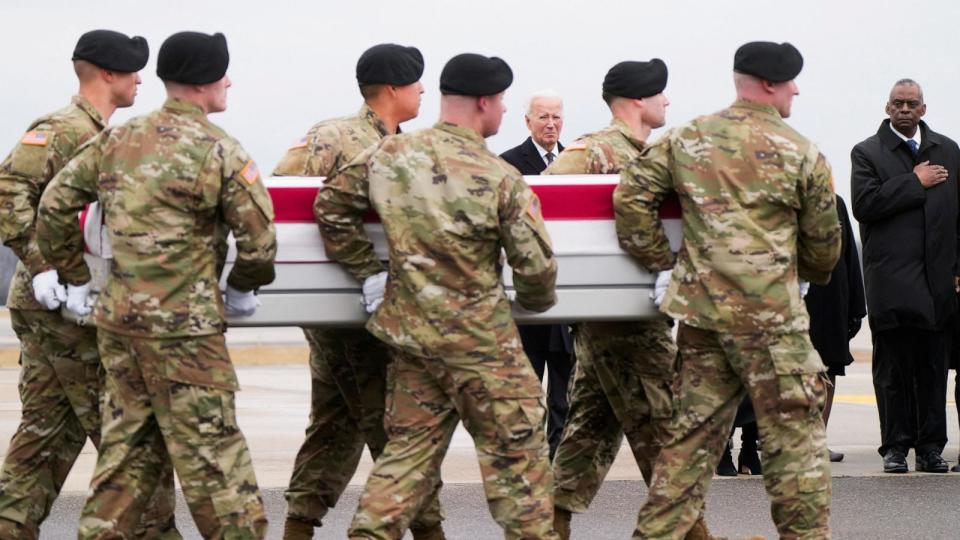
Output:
[602, 59, 668, 99]
[734, 41, 803, 83]
[72, 30, 149, 72]
[157, 32, 229, 85]
[356, 44, 424, 86]
[440, 53, 513, 96]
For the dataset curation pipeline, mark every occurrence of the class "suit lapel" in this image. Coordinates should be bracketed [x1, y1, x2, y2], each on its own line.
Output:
[521, 137, 546, 173]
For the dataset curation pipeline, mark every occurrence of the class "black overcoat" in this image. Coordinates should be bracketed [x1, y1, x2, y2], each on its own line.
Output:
[851, 120, 960, 332]
[499, 137, 571, 353]
[805, 196, 867, 367]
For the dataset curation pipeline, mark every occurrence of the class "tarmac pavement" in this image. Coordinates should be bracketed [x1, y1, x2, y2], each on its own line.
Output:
[0, 312, 957, 537]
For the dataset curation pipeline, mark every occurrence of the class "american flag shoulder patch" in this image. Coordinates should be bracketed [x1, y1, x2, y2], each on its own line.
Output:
[21, 131, 49, 146]
[239, 160, 260, 185]
[289, 137, 308, 150]
[526, 194, 542, 219]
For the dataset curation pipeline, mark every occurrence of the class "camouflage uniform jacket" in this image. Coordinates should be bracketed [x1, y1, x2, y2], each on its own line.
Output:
[615, 99, 841, 334]
[316, 121, 558, 358]
[0, 96, 105, 311]
[273, 104, 391, 278]
[274, 104, 390, 179]
[36, 97, 277, 338]
[545, 117, 645, 176]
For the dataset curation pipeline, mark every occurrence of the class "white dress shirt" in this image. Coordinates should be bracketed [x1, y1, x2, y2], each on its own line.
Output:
[532, 139, 559, 166]
[889, 122, 922, 148]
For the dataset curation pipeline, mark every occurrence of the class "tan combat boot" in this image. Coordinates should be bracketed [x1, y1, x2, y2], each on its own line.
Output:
[282, 517, 315, 540]
[683, 517, 712, 540]
[554, 507, 572, 540]
[410, 523, 447, 540]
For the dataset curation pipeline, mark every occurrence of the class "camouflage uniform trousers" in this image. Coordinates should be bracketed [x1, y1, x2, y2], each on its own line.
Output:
[636, 324, 831, 540]
[286, 327, 442, 528]
[78, 329, 267, 540]
[349, 343, 558, 540]
[552, 320, 677, 514]
[0, 309, 178, 540]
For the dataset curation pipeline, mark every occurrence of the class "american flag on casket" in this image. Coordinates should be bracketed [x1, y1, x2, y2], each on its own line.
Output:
[218, 174, 682, 328]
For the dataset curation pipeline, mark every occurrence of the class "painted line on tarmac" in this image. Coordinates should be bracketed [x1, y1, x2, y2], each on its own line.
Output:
[835, 394, 956, 406]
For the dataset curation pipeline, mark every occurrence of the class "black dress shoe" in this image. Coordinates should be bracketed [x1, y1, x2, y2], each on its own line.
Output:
[738, 445, 762, 475]
[882, 448, 908, 473]
[717, 439, 737, 476]
[951, 462, 960, 473]
[828, 449, 844, 462]
[916, 451, 949, 473]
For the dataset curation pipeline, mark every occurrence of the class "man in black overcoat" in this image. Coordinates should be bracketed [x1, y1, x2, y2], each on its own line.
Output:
[851, 78, 960, 473]
[500, 90, 572, 457]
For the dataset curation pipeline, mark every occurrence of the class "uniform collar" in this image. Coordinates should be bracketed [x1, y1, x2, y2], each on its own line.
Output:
[610, 117, 645, 150]
[730, 99, 782, 119]
[162, 97, 207, 118]
[360, 104, 391, 137]
[434, 121, 487, 148]
[71, 95, 106, 129]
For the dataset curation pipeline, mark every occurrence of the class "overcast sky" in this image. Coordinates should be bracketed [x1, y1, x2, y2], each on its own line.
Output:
[3, 0, 960, 213]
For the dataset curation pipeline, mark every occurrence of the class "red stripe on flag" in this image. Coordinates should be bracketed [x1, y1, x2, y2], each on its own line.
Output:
[267, 184, 681, 223]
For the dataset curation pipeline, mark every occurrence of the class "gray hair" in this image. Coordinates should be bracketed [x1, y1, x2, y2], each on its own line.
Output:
[890, 78, 924, 102]
[525, 89, 563, 116]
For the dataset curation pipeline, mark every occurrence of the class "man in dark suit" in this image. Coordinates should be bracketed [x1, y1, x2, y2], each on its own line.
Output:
[852, 78, 960, 474]
[500, 90, 573, 457]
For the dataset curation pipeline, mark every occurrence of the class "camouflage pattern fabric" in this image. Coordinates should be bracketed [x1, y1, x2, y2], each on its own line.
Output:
[284, 327, 443, 530]
[636, 325, 831, 539]
[617, 99, 840, 539]
[0, 96, 178, 538]
[274, 106, 442, 532]
[552, 321, 676, 513]
[318, 121, 557, 358]
[317, 121, 558, 539]
[544, 118, 679, 513]
[78, 330, 266, 540]
[274, 104, 390, 180]
[35, 97, 276, 538]
[349, 346, 554, 540]
[0, 96, 102, 312]
[0, 311, 178, 539]
[615, 99, 842, 333]
[36, 97, 277, 338]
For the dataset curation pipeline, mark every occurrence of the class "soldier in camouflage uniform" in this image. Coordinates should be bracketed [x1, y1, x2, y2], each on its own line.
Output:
[317, 53, 559, 540]
[618, 42, 841, 539]
[35, 32, 276, 539]
[272, 43, 445, 540]
[545, 60, 713, 540]
[0, 30, 180, 539]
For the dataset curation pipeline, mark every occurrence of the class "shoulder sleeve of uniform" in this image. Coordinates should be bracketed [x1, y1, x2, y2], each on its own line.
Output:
[498, 172, 557, 312]
[35, 132, 105, 285]
[797, 144, 841, 284]
[612, 133, 676, 271]
[544, 142, 588, 175]
[314, 141, 385, 282]
[217, 138, 277, 291]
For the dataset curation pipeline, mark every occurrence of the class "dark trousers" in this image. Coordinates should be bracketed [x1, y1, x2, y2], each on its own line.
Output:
[526, 348, 574, 458]
[872, 326, 949, 456]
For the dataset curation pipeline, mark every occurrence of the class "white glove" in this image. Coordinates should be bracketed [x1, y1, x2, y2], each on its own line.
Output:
[799, 280, 810, 298]
[362, 271, 388, 314]
[225, 285, 260, 317]
[65, 282, 93, 317]
[32, 269, 66, 310]
[651, 269, 672, 307]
